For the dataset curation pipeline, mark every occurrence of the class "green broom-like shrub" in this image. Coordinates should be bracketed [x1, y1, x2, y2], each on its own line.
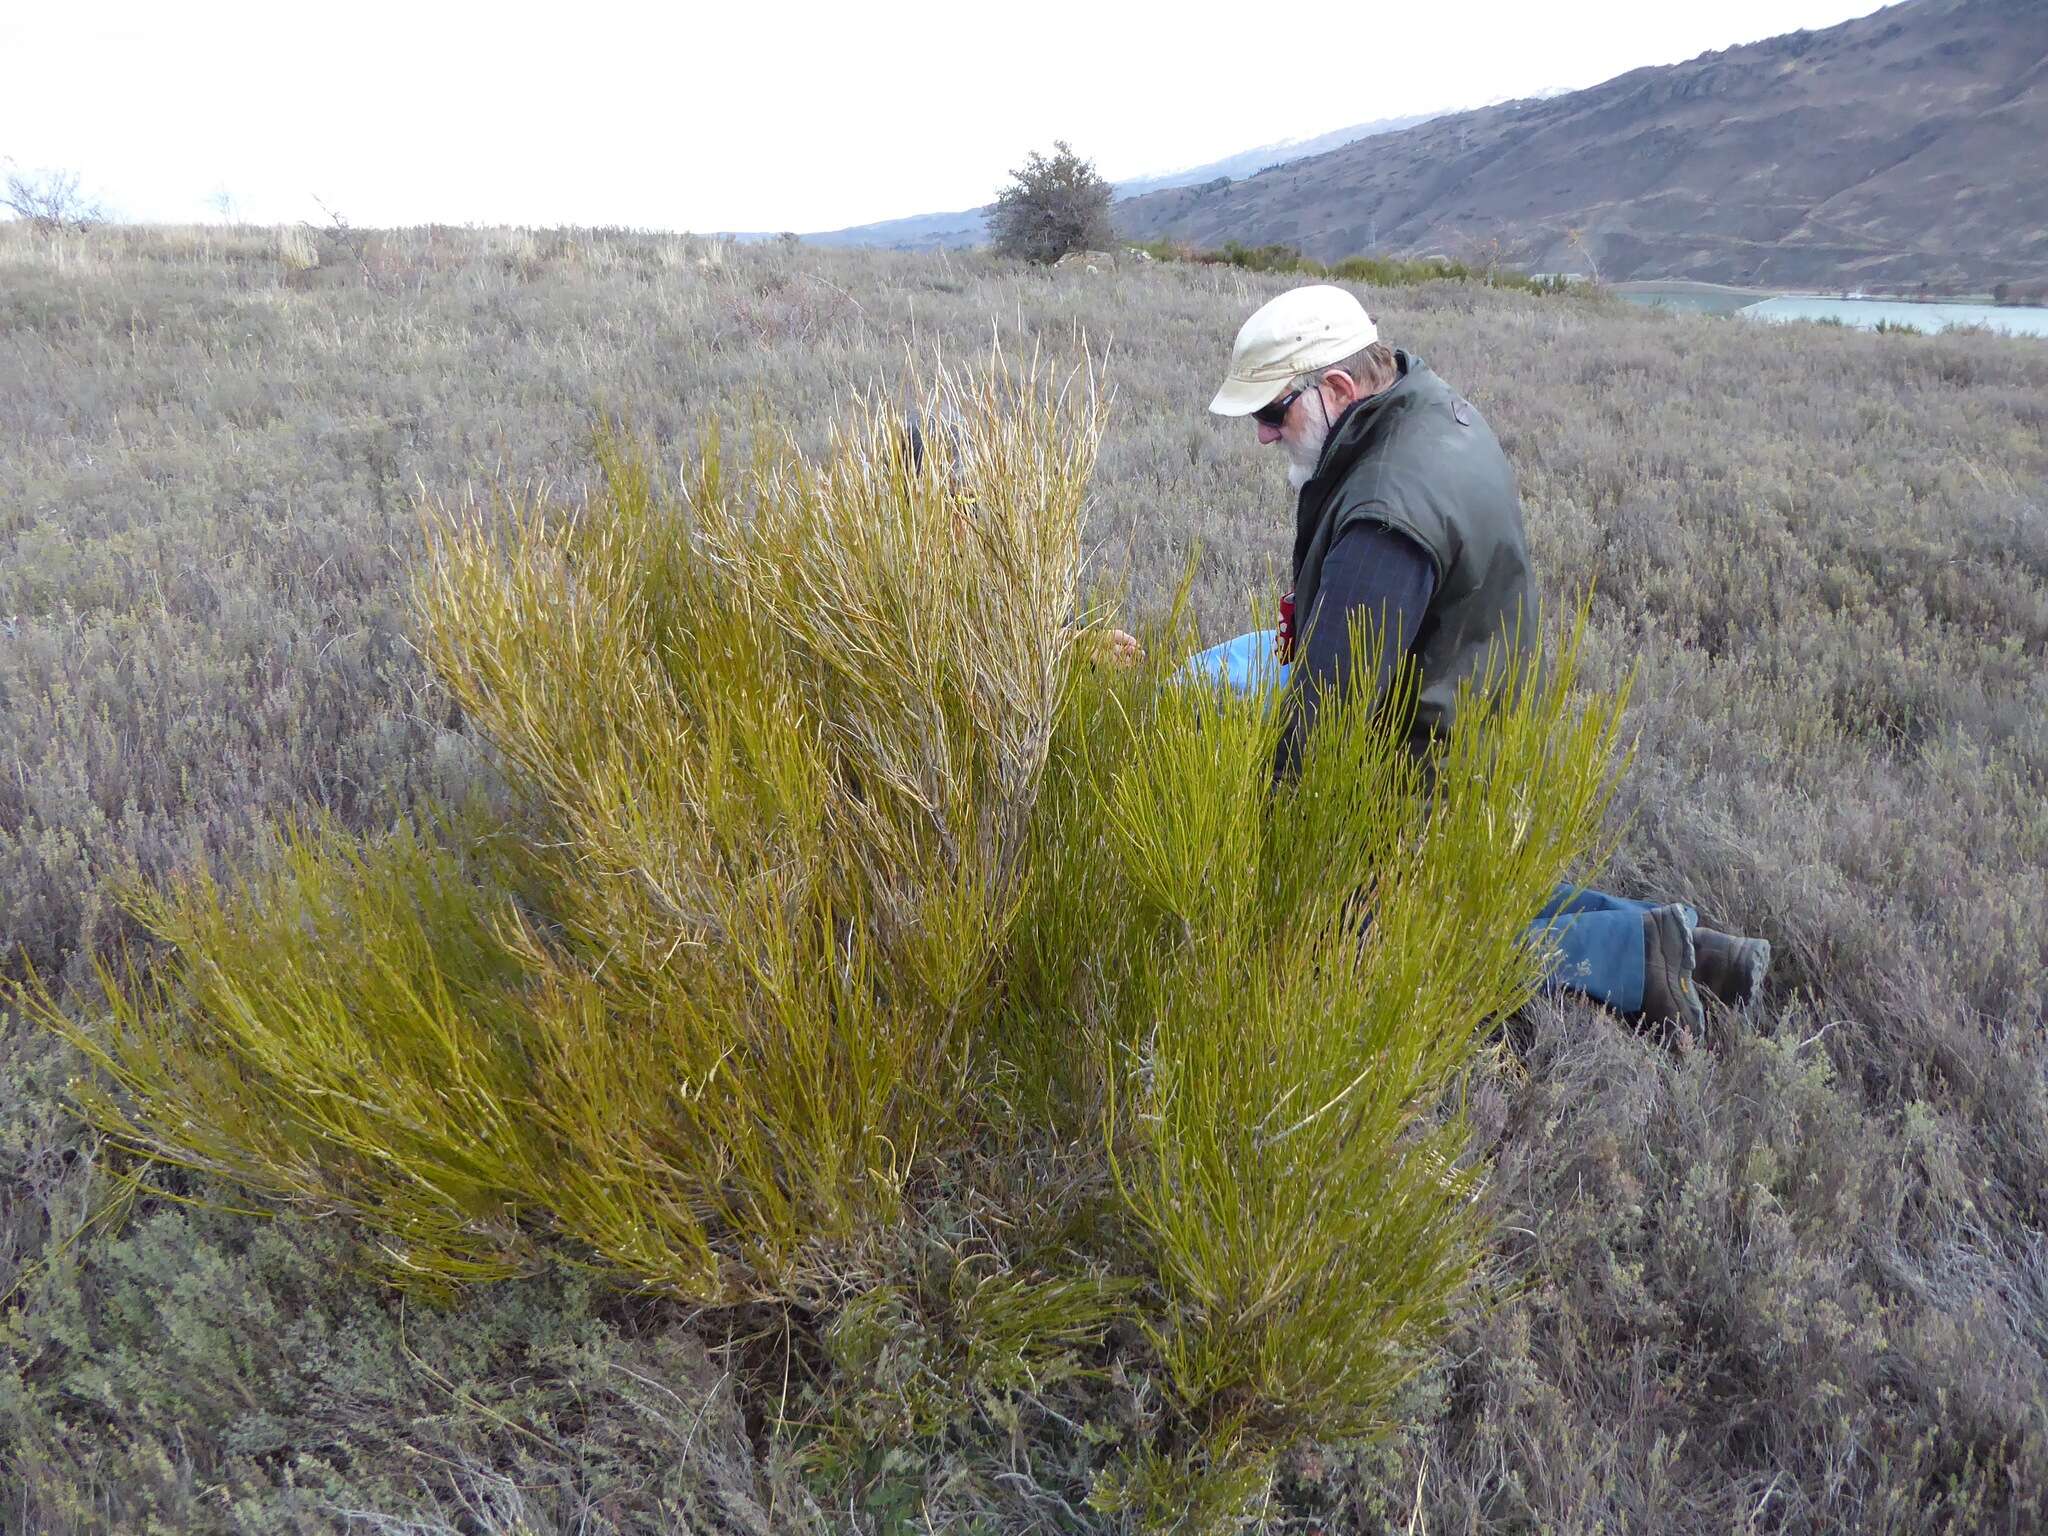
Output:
[14, 355, 1626, 1527]
[1043, 619, 1627, 1519]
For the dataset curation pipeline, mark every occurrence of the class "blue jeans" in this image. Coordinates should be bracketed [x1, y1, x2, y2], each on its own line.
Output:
[1528, 885, 1694, 1016]
[1179, 630, 1672, 1014]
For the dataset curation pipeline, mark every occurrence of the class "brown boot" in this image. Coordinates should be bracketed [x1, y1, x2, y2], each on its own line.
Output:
[1693, 928, 1771, 1006]
[1641, 905, 1705, 1033]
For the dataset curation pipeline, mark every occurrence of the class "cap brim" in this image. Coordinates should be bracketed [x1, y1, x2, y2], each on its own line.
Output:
[1208, 374, 1290, 417]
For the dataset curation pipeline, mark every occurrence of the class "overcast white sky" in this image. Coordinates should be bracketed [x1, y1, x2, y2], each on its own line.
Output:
[4, 0, 1890, 233]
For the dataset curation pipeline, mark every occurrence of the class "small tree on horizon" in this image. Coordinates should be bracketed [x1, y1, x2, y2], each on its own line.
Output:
[1, 160, 105, 232]
[990, 140, 1114, 264]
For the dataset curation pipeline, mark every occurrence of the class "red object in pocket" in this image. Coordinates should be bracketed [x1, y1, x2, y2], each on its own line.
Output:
[1277, 588, 1297, 664]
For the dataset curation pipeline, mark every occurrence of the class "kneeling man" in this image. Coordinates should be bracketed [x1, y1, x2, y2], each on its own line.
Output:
[1200, 284, 1768, 1032]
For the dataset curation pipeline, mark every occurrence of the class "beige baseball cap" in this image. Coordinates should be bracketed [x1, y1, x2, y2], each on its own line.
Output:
[1208, 284, 1379, 416]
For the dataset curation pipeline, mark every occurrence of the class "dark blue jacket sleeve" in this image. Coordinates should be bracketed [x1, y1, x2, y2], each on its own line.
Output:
[1277, 521, 1438, 780]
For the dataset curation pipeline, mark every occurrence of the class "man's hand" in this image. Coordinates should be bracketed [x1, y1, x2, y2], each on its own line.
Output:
[1096, 628, 1144, 668]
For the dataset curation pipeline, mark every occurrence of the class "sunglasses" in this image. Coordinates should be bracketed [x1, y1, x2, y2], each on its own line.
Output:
[1251, 386, 1305, 429]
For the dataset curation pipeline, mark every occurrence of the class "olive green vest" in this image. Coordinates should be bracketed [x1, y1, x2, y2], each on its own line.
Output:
[1291, 351, 1535, 756]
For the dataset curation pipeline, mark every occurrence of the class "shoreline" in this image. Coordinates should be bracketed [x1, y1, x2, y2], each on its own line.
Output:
[1612, 279, 2024, 309]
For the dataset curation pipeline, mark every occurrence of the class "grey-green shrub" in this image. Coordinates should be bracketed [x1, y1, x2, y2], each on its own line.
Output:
[991, 141, 1116, 264]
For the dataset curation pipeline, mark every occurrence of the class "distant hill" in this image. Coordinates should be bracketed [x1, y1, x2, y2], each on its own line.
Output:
[793, 111, 1449, 251]
[1113, 0, 2048, 292]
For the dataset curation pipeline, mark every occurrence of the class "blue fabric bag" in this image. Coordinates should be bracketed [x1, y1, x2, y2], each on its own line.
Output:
[1175, 627, 1290, 694]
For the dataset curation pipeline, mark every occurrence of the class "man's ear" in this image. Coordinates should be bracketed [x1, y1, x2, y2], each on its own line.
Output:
[1321, 369, 1361, 411]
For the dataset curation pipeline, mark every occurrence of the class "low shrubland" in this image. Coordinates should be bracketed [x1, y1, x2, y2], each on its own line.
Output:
[1132, 238, 1571, 293]
[3, 221, 2046, 1533]
[11, 354, 1624, 1526]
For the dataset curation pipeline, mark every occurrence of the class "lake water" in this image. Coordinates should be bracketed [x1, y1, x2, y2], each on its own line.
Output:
[1738, 296, 2048, 336]
[1615, 289, 2048, 337]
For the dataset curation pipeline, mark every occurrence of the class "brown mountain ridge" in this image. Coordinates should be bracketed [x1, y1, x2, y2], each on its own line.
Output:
[1112, 0, 2048, 292]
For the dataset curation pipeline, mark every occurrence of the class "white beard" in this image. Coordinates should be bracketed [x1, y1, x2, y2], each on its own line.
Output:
[1284, 408, 1331, 491]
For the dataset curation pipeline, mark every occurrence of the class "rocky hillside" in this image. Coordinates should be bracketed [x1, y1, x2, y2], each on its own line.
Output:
[1114, 0, 2048, 292]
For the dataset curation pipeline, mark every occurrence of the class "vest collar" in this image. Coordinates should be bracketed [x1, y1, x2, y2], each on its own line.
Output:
[1293, 349, 1423, 565]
